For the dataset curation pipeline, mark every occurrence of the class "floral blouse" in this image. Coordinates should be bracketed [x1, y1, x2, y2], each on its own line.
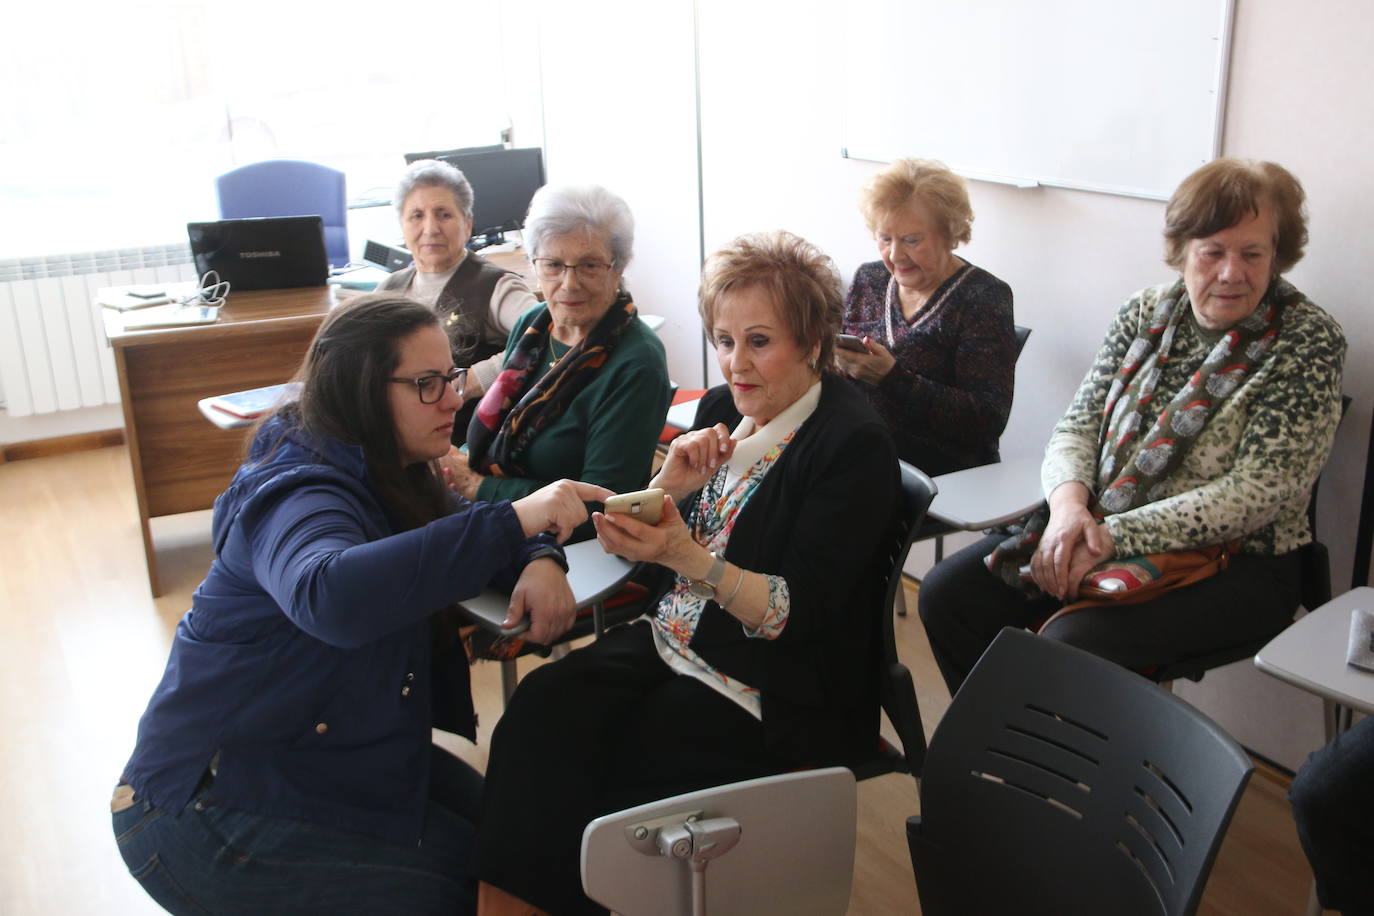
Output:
[648, 382, 822, 718]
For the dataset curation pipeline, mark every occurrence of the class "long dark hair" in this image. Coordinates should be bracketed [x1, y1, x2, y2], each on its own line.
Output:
[269, 293, 452, 531]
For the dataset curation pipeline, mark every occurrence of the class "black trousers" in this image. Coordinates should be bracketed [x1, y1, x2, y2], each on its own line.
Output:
[472, 621, 788, 915]
[918, 533, 1301, 695]
[1290, 716, 1374, 914]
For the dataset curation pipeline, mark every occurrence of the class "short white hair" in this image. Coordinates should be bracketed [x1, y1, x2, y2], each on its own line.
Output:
[524, 184, 634, 270]
[394, 160, 473, 220]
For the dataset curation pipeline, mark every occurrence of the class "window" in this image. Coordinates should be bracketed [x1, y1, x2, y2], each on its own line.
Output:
[1, 1, 527, 258]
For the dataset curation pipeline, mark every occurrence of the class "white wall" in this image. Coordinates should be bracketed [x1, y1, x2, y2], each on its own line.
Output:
[533, 0, 705, 387]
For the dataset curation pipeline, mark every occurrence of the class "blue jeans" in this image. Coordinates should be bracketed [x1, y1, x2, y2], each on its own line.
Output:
[1290, 716, 1374, 915]
[112, 746, 480, 915]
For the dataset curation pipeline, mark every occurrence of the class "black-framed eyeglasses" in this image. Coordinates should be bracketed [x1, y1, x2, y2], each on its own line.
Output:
[531, 258, 614, 283]
[389, 367, 467, 404]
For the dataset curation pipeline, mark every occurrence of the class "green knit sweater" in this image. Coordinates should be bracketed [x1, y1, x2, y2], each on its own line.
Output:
[475, 305, 671, 508]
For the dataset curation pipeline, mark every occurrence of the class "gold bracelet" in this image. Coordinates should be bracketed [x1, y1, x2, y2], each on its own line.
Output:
[718, 564, 745, 607]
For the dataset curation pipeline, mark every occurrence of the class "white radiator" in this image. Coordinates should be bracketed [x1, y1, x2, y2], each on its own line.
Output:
[0, 245, 197, 415]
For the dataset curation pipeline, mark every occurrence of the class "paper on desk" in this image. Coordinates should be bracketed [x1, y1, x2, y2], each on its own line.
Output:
[97, 281, 198, 310]
[119, 304, 220, 330]
[1348, 608, 1374, 674]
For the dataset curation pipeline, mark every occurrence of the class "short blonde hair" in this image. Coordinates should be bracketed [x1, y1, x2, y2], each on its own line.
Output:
[858, 158, 973, 248]
[698, 231, 843, 371]
[1163, 158, 1308, 274]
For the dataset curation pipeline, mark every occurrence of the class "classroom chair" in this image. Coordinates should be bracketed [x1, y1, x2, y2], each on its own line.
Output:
[216, 159, 350, 268]
[907, 627, 1252, 916]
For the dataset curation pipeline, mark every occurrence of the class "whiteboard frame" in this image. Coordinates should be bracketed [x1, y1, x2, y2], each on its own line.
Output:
[840, 0, 1235, 201]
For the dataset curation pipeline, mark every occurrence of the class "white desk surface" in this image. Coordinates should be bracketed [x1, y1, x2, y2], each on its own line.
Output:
[926, 455, 1045, 531]
[458, 539, 636, 637]
[1254, 587, 1374, 717]
[665, 397, 700, 432]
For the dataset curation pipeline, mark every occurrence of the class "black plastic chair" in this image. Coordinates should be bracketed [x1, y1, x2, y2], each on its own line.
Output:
[850, 460, 937, 784]
[907, 627, 1253, 916]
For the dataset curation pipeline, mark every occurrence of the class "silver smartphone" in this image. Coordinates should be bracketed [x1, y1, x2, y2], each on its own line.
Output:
[603, 488, 666, 525]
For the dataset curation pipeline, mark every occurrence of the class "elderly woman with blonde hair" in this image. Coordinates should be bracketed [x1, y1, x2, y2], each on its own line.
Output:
[919, 158, 1346, 695]
[840, 157, 1017, 475]
[471, 230, 897, 915]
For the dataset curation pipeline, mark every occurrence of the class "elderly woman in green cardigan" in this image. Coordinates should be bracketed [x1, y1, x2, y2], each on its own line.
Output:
[918, 158, 1346, 694]
[445, 184, 670, 543]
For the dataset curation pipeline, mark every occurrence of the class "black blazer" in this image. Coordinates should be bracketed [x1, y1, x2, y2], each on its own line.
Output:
[680, 373, 897, 765]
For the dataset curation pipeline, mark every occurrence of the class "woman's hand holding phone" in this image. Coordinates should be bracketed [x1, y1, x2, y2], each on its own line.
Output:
[834, 335, 896, 385]
[593, 491, 695, 570]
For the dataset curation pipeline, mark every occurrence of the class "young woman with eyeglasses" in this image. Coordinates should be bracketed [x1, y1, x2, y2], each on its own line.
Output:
[111, 294, 611, 915]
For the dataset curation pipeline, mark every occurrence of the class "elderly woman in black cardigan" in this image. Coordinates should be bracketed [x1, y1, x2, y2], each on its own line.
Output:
[471, 230, 897, 915]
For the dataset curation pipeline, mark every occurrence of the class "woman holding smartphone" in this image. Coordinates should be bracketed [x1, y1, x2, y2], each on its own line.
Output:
[839, 157, 1016, 476]
[111, 294, 610, 915]
[472, 231, 897, 915]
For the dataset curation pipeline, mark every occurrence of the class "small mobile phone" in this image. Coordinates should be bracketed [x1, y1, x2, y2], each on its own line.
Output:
[836, 333, 867, 352]
[603, 488, 666, 525]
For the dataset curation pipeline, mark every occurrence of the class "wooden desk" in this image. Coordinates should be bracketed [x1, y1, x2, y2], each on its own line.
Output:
[103, 285, 340, 595]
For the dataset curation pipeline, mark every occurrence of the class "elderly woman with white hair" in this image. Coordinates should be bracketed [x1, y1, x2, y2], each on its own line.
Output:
[378, 159, 539, 440]
[446, 183, 671, 542]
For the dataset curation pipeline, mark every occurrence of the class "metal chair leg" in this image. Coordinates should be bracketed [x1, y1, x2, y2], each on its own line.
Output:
[500, 659, 518, 707]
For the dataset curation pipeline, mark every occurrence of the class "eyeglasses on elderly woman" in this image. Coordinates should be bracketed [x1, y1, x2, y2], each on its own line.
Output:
[531, 258, 614, 283]
[388, 367, 468, 404]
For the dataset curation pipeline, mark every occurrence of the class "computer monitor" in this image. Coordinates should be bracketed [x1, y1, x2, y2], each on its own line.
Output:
[408, 147, 546, 249]
[403, 144, 505, 164]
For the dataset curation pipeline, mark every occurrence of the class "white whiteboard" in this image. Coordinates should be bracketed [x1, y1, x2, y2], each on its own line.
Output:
[841, 0, 1234, 200]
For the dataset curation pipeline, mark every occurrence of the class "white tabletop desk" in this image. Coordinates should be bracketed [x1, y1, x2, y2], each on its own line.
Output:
[459, 539, 637, 703]
[926, 455, 1045, 531]
[1255, 586, 1374, 740]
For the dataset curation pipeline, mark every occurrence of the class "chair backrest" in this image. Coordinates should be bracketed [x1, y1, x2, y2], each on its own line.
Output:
[908, 627, 1253, 916]
[216, 159, 349, 268]
[1353, 399, 1374, 590]
[1013, 323, 1032, 357]
[858, 460, 937, 780]
[582, 767, 857, 916]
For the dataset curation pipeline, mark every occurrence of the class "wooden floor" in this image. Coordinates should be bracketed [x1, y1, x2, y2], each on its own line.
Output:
[0, 446, 1315, 914]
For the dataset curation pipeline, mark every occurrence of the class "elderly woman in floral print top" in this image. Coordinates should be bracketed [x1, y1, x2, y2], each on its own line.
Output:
[919, 158, 1346, 695]
[472, 231, 897, 915]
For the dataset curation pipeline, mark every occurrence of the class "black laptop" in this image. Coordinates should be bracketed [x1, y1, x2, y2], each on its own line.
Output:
[186, 216, 328, 291]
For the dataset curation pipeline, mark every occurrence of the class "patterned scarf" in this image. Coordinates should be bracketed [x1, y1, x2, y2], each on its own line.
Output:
[987, 278, 1293, 591]
[466, 290, 638, 478]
